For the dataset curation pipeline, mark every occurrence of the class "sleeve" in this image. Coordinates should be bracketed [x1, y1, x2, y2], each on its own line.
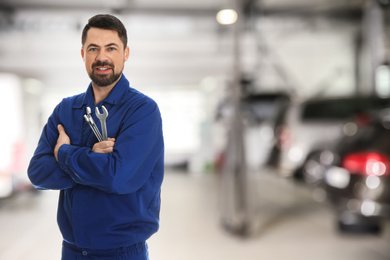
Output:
[28, 103, 76, 190]
[56, 100, 164, 195]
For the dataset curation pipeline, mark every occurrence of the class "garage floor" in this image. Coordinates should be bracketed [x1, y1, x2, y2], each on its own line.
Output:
[0, 169, 389, 260]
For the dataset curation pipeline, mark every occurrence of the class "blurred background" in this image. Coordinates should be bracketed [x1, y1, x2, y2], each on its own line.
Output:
[2, 0, 390, 259]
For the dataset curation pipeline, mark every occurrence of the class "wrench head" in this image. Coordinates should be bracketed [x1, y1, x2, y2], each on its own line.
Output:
[86, 106, 92, 115]
[83, 114, 91, 123]
[95, 105, 108, 119]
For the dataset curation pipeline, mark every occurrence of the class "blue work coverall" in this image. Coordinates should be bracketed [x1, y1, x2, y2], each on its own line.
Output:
[28, 74, 164, 259]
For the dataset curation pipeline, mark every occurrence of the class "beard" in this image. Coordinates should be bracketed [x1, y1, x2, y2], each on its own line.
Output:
[89, 61, 122, 87]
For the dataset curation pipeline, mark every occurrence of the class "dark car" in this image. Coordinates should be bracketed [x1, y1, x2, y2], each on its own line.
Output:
[315, 109, 390, 233]
[278, 96, 390, 180]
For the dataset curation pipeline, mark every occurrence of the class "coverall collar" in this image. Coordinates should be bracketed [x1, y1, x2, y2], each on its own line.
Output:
[73, 74, 130, 108]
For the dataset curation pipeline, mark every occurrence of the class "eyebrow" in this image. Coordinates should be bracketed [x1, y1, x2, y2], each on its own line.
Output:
[87, 43, 120, 49]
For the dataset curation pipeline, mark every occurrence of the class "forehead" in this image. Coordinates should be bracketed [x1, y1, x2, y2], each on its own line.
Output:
[84, 27, 123, 48]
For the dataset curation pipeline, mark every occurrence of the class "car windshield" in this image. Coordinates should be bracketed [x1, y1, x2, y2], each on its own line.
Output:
[301, 97, 390, 121]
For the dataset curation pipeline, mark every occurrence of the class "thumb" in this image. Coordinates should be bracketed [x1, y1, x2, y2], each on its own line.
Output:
[57, 124, 65, 135]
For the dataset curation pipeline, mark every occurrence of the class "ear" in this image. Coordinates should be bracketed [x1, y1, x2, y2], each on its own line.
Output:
[124, 46, 130, 61]
[81, 48, 85, 61]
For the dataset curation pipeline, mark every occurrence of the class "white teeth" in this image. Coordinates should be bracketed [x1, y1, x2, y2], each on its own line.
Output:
[98, 68, 108, 71]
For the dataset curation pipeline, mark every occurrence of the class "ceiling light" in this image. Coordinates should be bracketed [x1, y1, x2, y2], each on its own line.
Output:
[216, 9, 238, 25]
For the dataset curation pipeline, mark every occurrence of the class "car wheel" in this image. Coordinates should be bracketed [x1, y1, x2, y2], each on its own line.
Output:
[337, 211, 382, 234]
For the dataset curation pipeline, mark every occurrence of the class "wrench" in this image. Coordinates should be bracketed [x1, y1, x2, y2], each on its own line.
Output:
[95, 106, 109, 141]
[84, 114, 103, 142]
[85, 107, 103, 142]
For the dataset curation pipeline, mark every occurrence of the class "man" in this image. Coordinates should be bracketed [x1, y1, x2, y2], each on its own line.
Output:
[28, 14, 164, 260]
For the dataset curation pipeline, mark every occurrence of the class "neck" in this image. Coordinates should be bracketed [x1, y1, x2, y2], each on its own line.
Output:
[92, 84, 113, 105]
[91, 76, 121, 105]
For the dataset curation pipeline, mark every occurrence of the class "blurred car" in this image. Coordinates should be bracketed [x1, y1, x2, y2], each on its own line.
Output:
[240, 93, 290, 170]
[307, 109, 390, 233]
[277, 96, 390, 179]
[215, 92, 290, 173]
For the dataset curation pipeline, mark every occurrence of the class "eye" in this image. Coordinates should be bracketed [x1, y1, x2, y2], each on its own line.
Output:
[108, 47, 117, 51]
[88, 47, 98, 52]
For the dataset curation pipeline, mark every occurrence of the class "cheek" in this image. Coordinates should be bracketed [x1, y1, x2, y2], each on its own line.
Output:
[114, 57, 124, 67]
[85, 58, 94, 68]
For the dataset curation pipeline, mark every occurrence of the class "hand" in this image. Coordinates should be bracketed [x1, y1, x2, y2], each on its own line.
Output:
[54, 124, 70, 161]
[92, 138, 116, 154]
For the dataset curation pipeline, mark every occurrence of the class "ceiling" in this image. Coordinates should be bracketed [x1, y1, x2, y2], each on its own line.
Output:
[0, 0, 382, 98]
[0, 0, 367, 15]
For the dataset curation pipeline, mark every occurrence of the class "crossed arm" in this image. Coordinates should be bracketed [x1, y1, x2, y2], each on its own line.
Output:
[29, 99, 163, 194]
[54, 124, 115, 160]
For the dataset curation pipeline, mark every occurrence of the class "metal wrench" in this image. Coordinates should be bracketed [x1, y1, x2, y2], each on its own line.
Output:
[84, 114, 103, 142]
[95, 106, 109, 141]
[85, 107, 103, 142]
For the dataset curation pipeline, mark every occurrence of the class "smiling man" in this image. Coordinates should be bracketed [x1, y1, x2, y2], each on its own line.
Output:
[28, 14, 164, 260]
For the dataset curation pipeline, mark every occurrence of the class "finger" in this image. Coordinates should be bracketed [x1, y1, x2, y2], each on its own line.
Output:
[92, 141, 114, 152]
[58, 124, 66, 135]
[101, 140, 115, 146]
[104, 147, 114, 153]
[95, 147, 113, 154]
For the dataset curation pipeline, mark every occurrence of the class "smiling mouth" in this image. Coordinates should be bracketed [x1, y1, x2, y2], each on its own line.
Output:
[95, 67, 112, 74]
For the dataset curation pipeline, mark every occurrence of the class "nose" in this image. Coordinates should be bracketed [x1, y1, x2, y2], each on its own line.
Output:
[96, 49, 109, 62]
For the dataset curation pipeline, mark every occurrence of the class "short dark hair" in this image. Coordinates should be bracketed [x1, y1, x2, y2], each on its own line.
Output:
[81, 14, 128, 49]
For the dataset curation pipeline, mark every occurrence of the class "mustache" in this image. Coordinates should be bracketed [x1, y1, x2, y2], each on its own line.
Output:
[92, 61, 114, 68]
